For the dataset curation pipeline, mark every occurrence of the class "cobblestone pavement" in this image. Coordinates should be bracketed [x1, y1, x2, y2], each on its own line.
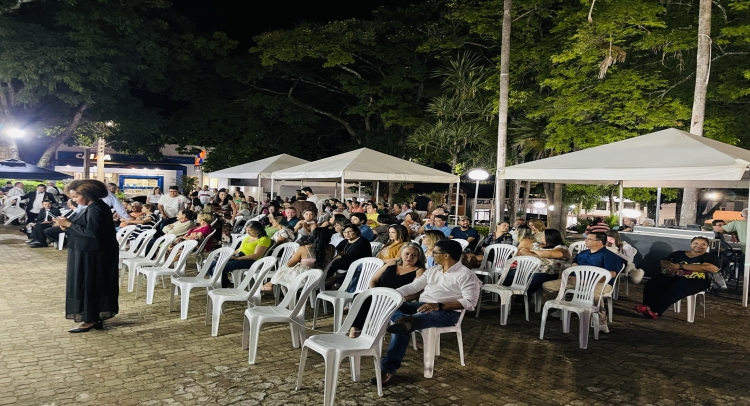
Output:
[2, 225, 750, 406]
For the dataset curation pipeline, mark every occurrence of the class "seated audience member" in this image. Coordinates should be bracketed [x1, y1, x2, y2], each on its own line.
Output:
[541, 232, 623, 333]
[268, 217, 296, 246]
[43, 198, 80, 247]
[372, 215, 392, 244]
[401, 212, 421, 237]
[377, 224, 410, 261]
[422, 230, 448, 268]
[420, 214, 451, 237]
[509, 218, 526, 240]
[390, 204, 402, 220]
[620, 218, 637, 232]
[164, 212, 215, 258]
[123, 203, 158, 241]
[327, 224, 372, 280]
[349, 201, 364, 214]
[714, 209, 748, 244]
[124, 202, 144, 221]
[147, 187, 163, 205]
[641, 218, 656, 227]
[221, 223, 233, 246]
[375, 240, 481, 385]
[162, 210, 196, 237]
[330, 219, 350, 247]
[350, 212, 376, 242]
[585, 217, 610, 235]
[213, 189, 237, 220]
[482, 221, 514, 249]
[263, 227, 336, 291]
[25, 200, 61, 248]
[450, 215, 480, 250]
[396, 203, 412, 221]
[158, 186, 192, 228]
[20, 184, 56, 225]
[294, 209, 317, 239]
[209, 221, 272, 288]
[711, 219, 727, 240]
[515, 225, 535, 252]
[348, 243, 426, 338]
[606, 230, 636, 264]
[365, 203, 380, 228]
[291, 193, 318, 220]
[284, 206, 300, 228]
[528, 219, 546, 244]
[511, 229, 571, 297]
[636, 236, 720, 319]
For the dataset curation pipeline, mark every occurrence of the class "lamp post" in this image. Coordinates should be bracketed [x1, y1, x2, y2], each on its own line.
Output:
[533, 201, 546, 219]
[468, 169, 490, 226]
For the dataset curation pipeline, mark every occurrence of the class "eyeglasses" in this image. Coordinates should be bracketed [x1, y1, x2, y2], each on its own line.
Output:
[585, 238, 600, 242]
[343, 230, 355, 234]
[432, 250, 445, 255]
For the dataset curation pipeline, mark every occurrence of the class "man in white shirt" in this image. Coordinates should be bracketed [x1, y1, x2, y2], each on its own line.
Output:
[100, 191, 129, 219]
[395, 203, 412, 221]
[301, 187, 323, 213]
[198, 185, 212, 205]
[374, 240, 482, 385]
[7, 182, 25, 198]
[19, 184, 55, 224]
[158, 185, 191, 227]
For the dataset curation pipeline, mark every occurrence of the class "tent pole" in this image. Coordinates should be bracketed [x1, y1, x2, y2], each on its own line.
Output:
[334, 181, 337, 199]
[270, 177, 275, 200]
[655, 187, 662, 226]
[358, 182, 361, 200]
[257, 175, 262, 206]
[619, 182, 624, 226]
[473, 180, 480, 226]
[744, 177, 750, 307]
[455, 180, 460, 226]
[375, 181, 380, 204]
[341, 176, 345, 201]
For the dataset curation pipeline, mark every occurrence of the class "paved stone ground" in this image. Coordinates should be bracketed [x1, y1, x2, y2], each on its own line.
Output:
[2, 224, 750, 406]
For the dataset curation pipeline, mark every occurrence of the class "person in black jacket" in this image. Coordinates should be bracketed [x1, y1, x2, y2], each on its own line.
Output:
[326, 224, 372, 286]
[53, 180, 119, 333]
[25, 200, 61, 247]
[19, 184, 56, 225]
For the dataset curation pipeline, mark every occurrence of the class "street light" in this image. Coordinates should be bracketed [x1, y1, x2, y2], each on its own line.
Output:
[6, 128, 25, 138]
[533, 201, 546, 219]
[468, 169, 490, 226]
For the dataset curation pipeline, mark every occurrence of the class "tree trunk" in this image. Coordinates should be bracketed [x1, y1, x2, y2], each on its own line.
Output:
[37, 103, 88, 168]
[507, 180, 517, 222]
[609, 188, 615, 216]
[521, 181, 530, 220]
[494, 0, 512, 223]
[447, 155, 457, 211]
[553, 183, 565, 231]
[679, 0, 712, 226]
[96, 137, 106, 181]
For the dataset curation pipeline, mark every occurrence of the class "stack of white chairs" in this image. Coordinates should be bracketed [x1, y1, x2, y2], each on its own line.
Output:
[242, 269, 324, 364]
[539, 266, 612, 349]
[118, 229, 157, 286]
[123, 234, 177, 292]
[296, 288, 404, 406]
[312, 257, 385, 331]
[475, 256, 543, 324]
[411, 309, 467, 378]
[136, 240, 199, 305]
[206, 257, 276, 336]
[169, 247, 233, 320]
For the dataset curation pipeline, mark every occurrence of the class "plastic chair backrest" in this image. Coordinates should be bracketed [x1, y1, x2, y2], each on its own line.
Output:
[194, 229, 217, 253]
[483, 244, 517, 270]
[196, 247, 234, 280]
[4, 195, 21, 207]
[278, 269, 324, 315]
[338, 287, 404, 338]
[556, 266, 612, 307]
[271, 242, 300, 267]
[116, 225, 137, 244]
[506, 256, 543, 290]
[237, 257, 276, 298]
[568, 241, 587, 257]
[413, 234, 424, 244]
[127, 229, 157, 255]
[453, 239, 470, 250]
[370, 242, 384, 256]
[141, 234, 176, 262]
[162, 240, 199, 274]
[339, 258, 385, 293]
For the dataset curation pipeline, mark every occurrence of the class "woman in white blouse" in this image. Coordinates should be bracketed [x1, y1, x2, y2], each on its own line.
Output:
[146, 187, 162, 204]
[606, 230, 636, 264]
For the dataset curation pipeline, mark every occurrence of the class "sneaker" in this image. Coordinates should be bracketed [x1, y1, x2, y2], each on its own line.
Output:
[370, 371, 395, 386]
[386, 316, 414, 335]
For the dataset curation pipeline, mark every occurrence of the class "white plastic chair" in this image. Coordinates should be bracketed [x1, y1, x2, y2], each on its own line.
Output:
[473, 244, 518, 283]
[135, 240, 199, 305]
[602, 264, 626, 321]
[2, 196, 26, 225]
[452, 238, 469, 251]
[169, 247, 233, 320]
[413, 234, 424, 244]
[672, 291, 706, 323]
[123, 234, 177, 292]
[296, 288, 404, 406]
[312, 257, 385, 331]
[118, 229, 157, 286]
[370, 242, 384, 257]
[189, 229, 217, 269]
[116, 225, 137, 250]
[242, 269, 324, 364]
[622, 248, 638, 296]
[567, 241, 587, 257]
[475, 256, 543, 324]
[266, 242, 300, 282]
[539, 266, 612, 349]
[410, 309, 467, 378]
[206, 257, 276, 336]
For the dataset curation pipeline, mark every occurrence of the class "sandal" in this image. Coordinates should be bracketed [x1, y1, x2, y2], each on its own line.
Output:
[643, 310, 658, 319]
[634, 305, 649, 314]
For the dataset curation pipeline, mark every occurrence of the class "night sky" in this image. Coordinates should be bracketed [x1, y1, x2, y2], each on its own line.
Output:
[176, 0, 422, 44]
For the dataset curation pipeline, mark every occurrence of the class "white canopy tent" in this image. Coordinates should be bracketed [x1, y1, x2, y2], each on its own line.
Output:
[271, 148, 460, 210]
[206, 154, 309, 201]
[498, 128, 750, 307]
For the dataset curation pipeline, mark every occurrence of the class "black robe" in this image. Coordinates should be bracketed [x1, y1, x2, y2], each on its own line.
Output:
[65, 199, 120, 323]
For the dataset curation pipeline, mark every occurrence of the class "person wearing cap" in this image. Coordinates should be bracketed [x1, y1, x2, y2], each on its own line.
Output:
[158, 186, 191, 228]
[714, 208, 748, 246]
[450, 215, 480, 250]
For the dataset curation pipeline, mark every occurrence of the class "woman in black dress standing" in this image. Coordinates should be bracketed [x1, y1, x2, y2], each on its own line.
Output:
[54, 180, 119, 333]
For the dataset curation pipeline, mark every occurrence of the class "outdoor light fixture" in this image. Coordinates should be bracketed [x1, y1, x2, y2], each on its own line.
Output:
[622, 209, 643, 219]
[6, 128, 25, 138]
[706, 192, 719, 200]
[533, 201, 546, 209]
[569, 204, 576, 209]
[548, 205, 555, 211]
[468, 169, 490, 226]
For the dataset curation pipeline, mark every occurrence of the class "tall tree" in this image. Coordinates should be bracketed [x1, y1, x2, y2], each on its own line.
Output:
[495, 0, 512, 223]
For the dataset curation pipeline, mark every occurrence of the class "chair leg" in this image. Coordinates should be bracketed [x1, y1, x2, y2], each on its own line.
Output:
[456, 331, 465, 366]
[349, 356, 361, 381]
[686, 295, 696, 323]
[539, 305, 549, 340]
[333, 300, 345, 332]
[128, 264, 137, 293]
[135, 272, 142, 299]
[373, 356, 383, 397]
[246, 317, 262, 364]
[205, 295, 212, 327]
[534, 291, 543, 313]
[180, 286, 191, 320]
[421, 329, 437, 378]
[168, 284, 177, 312]
[146, 274, 158, 305]
[211, 298, 223, 337]
[579, 311, 591, 350]
[475, 293, 482, 317]
[295, 345, 308, 390]
[412, 331, 418, 351]
[323, 353, 342, 406]
[562, 310, 571, 334]
[607, 297, 613, 322]
[523, 295, 530, 322]
[312, 298, 321, 330]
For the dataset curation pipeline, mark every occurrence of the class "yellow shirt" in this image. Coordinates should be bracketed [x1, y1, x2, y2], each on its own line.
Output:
[366, 212, 379, 229]
[238, 236, 272, 257]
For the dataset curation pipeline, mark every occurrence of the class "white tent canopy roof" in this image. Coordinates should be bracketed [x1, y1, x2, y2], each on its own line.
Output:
[500, 128, 750, 188]
[207, 154, 309, 179]
[272, 148, 459, 183]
